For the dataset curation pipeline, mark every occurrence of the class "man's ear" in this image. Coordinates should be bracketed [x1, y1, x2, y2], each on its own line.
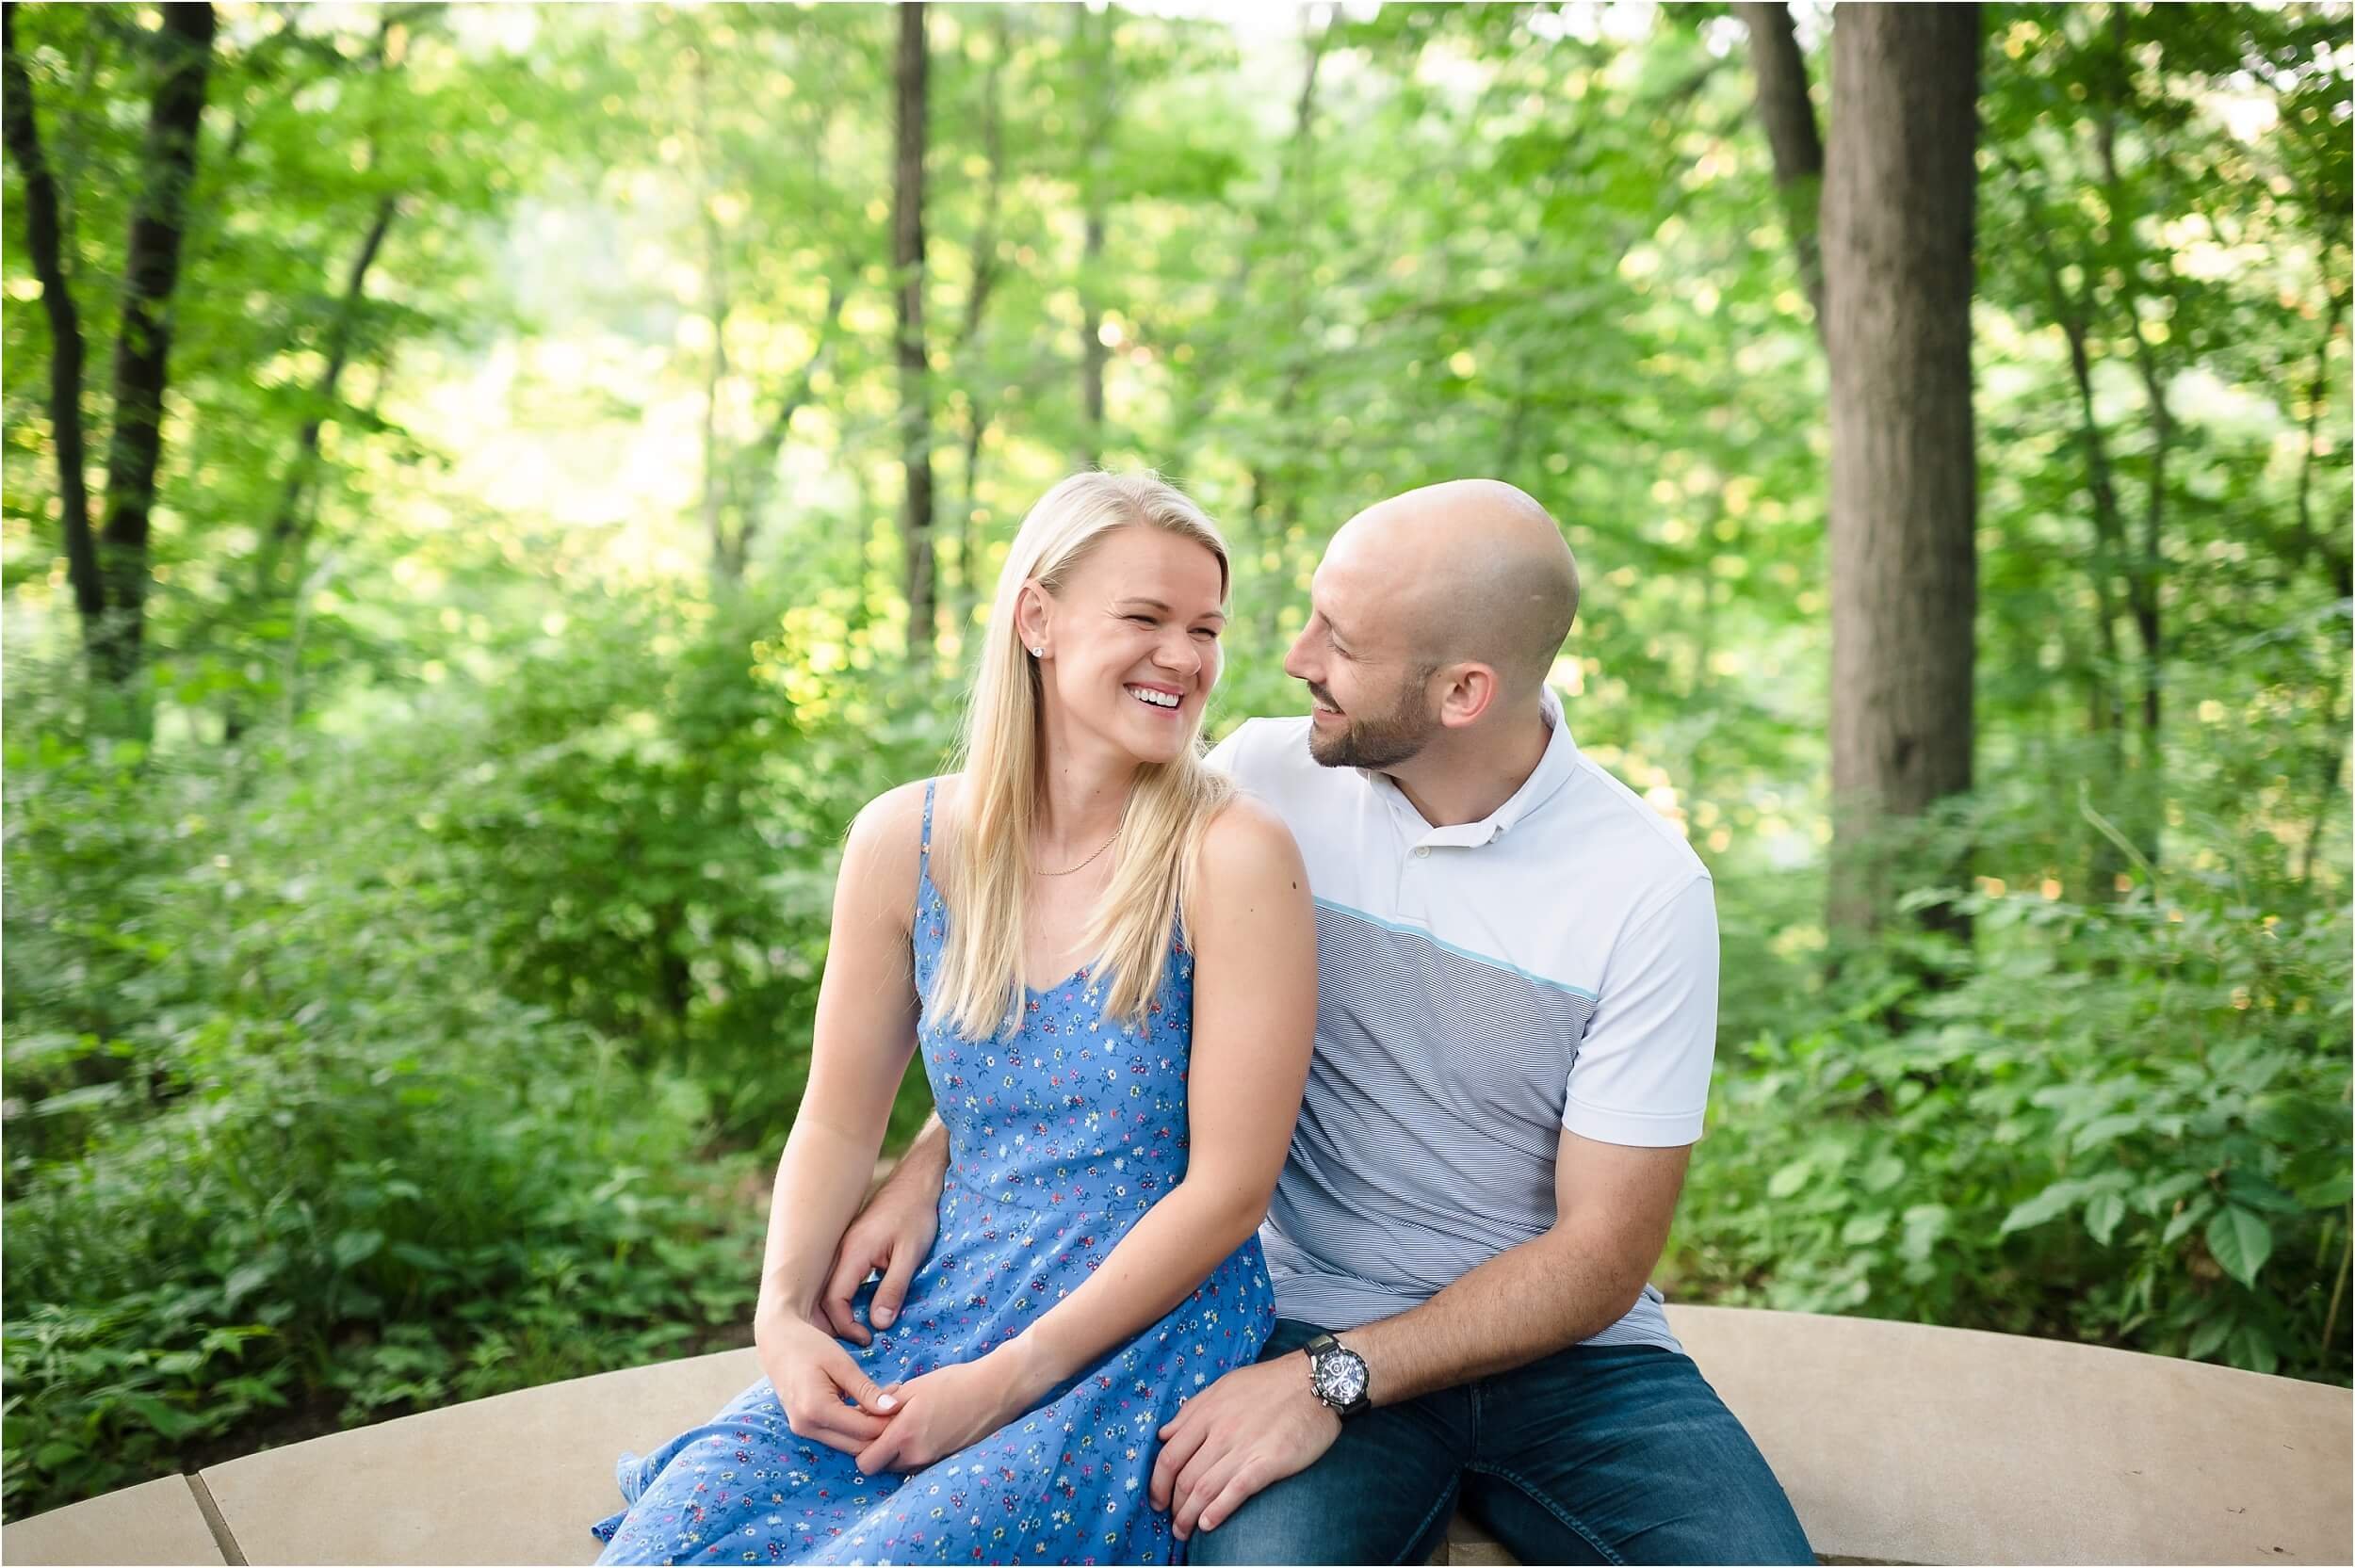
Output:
[1436, 663, 1500, 729]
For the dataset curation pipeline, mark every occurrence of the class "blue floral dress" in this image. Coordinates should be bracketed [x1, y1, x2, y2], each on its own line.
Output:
[593, 782, 1276, 1565]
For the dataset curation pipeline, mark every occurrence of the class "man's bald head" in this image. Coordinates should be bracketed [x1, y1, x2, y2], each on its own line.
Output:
[1326, 479, 1579, 695]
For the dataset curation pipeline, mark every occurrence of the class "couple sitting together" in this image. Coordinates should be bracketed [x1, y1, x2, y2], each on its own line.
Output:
[592, 472, 1811, 1566]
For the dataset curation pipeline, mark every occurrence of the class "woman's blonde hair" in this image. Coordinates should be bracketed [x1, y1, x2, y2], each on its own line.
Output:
[930, 471, 1235, 1039]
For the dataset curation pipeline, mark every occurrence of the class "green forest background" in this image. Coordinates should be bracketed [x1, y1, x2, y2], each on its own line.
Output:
[3, 0, 2349, 1523]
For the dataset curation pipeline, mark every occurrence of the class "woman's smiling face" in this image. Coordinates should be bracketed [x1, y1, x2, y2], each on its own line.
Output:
[1022, 525, 1227, 768]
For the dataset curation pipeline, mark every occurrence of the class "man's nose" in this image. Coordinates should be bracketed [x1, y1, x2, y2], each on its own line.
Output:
[1282, 627, 1315, 683]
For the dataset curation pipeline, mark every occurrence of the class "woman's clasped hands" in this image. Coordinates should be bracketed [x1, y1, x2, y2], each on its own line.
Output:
[761, 1312, 1045, 1477]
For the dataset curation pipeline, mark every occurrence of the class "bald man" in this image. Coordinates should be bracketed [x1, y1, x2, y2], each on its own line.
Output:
[830, 480, 1811, 1564]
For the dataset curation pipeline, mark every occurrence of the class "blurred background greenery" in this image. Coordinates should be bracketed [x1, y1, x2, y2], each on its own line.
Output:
[3, 0, 2348, 1523]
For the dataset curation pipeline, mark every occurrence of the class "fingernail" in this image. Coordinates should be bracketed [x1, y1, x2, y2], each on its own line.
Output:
[877, 1394, 898, 1411]
[874, 1309, 894, 1327]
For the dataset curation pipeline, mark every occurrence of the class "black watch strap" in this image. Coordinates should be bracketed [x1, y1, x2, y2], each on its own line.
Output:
[1303, 1332, 1372, 1418]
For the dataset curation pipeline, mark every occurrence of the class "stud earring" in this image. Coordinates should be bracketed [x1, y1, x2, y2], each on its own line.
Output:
[1030, 645, 1044, 657]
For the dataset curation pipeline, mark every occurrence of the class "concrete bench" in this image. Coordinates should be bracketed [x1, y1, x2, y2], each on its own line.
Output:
[7, 1305, 2347, 1565]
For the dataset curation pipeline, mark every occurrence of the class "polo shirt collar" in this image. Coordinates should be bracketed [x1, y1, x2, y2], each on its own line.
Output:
[1370, 684, 1583, 849]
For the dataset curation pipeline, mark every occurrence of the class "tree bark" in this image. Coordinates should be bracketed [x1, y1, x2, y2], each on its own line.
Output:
[1074, 6, 1113, 467]
[94, 1, 217, 701]
[893, 2, 936, 652]
[1733, 2, 1827, 332]
[1, 4, 102, 652]
[951, 14, 1009, 635]
[267, 195, 396, 569]
[1822, 3, 1980, 936]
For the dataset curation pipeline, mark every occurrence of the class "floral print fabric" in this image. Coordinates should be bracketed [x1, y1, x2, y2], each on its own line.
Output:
[593, 782, 1275, 1564]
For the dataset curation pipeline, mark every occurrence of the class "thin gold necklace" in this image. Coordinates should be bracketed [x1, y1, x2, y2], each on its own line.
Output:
[1034, 825, 1121, 877]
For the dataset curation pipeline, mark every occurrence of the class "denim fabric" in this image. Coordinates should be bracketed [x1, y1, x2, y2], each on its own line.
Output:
[1185, 1319, 1812, 1566]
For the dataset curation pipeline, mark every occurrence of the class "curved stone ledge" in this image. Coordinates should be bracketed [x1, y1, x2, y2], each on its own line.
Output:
[6, 1305, 2347, 1565]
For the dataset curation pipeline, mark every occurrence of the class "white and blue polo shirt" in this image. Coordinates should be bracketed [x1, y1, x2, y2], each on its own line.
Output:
[1206, 685, 1717, 1352]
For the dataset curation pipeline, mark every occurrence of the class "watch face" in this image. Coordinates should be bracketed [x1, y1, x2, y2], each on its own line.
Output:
[1311, 1349, 1368, 1408]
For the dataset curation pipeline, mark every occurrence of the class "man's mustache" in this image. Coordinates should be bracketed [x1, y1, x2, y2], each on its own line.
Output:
[1307, 684, 1342, 713]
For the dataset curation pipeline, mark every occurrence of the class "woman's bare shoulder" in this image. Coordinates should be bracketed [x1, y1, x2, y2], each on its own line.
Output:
[1189, 792, 1308, 929]
[841, 775, 961, 913]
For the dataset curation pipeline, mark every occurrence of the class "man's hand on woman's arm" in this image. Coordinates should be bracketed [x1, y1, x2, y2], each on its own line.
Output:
[821, 1113, 951, 1343]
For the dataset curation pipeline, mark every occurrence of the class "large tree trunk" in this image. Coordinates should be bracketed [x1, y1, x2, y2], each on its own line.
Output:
[1822, 3, 1980, 936]
[94, 1, 217, 706]
[1734, 3, 1827, 331]
[1, 4, 102, 655]
[893, 2, 936, 652]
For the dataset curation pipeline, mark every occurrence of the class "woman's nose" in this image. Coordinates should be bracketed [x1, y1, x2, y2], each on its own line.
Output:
[1154, 630, 1200, 676]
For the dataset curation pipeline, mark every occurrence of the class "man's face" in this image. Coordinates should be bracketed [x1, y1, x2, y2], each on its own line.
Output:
[1282, 553, 1442, 770]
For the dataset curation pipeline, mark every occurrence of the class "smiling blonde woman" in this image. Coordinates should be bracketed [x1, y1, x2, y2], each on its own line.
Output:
[592, 470, 1317, 1566]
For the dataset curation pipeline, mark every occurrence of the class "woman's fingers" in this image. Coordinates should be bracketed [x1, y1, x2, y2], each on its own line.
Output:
[782, 1388, 890, 1454]
[826, 1344, 900, 1415]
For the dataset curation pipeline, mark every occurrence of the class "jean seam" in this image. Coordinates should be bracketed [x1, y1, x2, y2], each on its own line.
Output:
[1464, 1462, 1625, 1567]
[1389, 1478, 1464, 1567]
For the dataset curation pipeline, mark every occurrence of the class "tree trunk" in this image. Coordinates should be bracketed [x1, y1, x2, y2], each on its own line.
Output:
[951, 15, 1009, 637]
[94, 0, 217, 709]
[893, 2, 936, 652]
[1733, 2, 1827, 331]
[1, 3, 102, 655]
[1074, 6, 1112, 467]
[1822, 3, 1980, 936]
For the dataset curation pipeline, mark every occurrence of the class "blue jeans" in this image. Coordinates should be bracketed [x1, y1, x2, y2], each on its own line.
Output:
[1186, 1319, 1812, 1566]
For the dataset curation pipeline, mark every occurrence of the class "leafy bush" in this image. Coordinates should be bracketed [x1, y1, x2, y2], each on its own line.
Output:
[1672, 877, 2352, 1382]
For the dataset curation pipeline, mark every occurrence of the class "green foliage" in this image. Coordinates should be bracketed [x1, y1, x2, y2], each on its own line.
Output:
[1670, 829, 2352, 1382]
[2, 0, 2348, 1529]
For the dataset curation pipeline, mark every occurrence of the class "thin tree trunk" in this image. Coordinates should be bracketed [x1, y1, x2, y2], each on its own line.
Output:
[266, 195, 396, 572]
[1822, 2, 1980, 937]
[1074, 6, 1113, 467]
[691, 42, 734, 583]
[894, 2, 936, 652]
[953, 15, 1010, 637]
[2293, 293, 2347, 585]
[2093, 104, 2168, 856]
[1734, 2, 1827, 332]
[94, 1, 217, 708]
[1, 4, 102, 652]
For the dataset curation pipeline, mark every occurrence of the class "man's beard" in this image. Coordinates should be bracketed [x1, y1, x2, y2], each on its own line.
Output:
[1307, 679, 1440, 770]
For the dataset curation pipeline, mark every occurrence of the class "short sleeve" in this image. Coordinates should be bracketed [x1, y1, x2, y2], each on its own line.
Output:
[1202, 720, 1253, 777]
[1562, 875, 1719, 1148]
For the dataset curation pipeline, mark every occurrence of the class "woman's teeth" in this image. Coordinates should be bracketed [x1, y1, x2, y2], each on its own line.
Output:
[1127, 686, 1180, 708]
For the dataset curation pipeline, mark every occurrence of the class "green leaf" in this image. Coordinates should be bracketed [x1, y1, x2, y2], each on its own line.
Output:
[1999, 1181, 2083, 1236]
[2293, 1172, 2351, 1210]
[2204, 1207, 2273, 1287]
[2228, 1322, 2279, 1377]
[2162, 1196, 2215, 1246]
[2084, 1190, 2126, 1247]
[2070, 1113, 2144, 1154]
[2223, 1171, 2303, 1216]
[121, 1394, 203, 1440]
[1841, 1212, 1892, 1246]
[330, 1230, 385, 1269]
[2186, 1312, 2234, 1361]
[1860, 1155, 1906, 1194]
[1766, 1160, 1811, 1200]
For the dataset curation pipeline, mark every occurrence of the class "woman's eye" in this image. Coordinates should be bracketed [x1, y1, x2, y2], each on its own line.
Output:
[1127, 614, 1157, 625]
[1194, 627, 1220, 639]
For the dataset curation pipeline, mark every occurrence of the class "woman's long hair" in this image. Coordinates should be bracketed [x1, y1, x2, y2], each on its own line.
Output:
[930, 471, 1235, 1039]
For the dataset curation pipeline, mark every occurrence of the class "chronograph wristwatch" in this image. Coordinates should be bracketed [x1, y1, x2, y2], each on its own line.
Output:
[1303, 1332, 1371, 1418]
